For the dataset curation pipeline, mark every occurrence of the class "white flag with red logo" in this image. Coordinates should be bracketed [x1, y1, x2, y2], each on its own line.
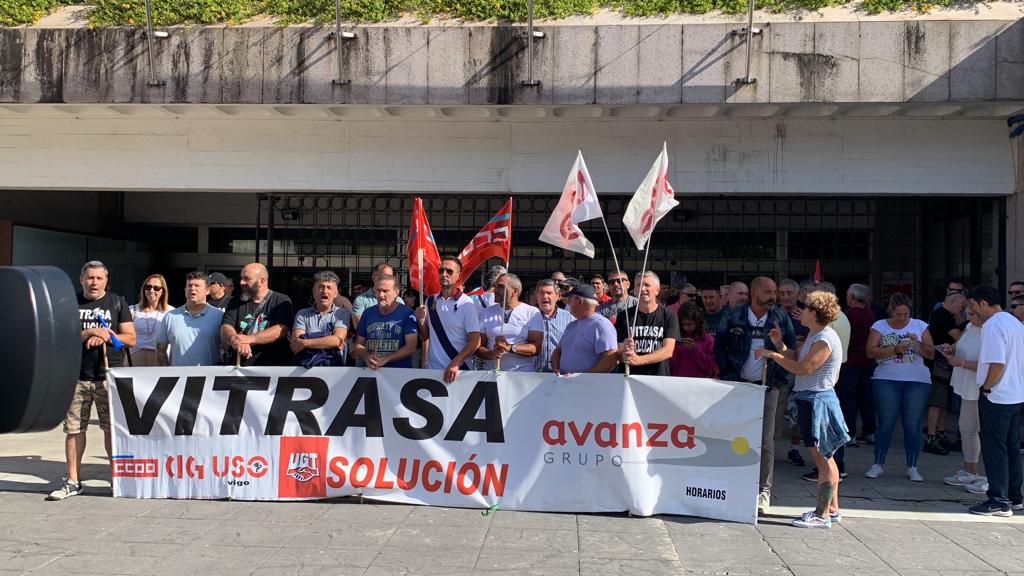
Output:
[539, 151, 604, 258]
[622, 143, 678, 251]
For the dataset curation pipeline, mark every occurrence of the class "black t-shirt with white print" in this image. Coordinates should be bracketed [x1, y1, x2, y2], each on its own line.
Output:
[78, 292, 133, 381]
[615, 305, 681, 376]
[222, 291, 295, 366]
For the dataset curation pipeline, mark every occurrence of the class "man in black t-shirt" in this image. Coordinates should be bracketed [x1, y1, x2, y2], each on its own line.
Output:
[615, 271, 680, 376]
[221, 263, 294, 367]
[206, 272, 231, 310]
[925, 286, 966, 454]
[48, 261, 137, 501]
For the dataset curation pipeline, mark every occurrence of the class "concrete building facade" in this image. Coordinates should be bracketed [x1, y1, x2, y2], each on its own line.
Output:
[0, 17, 1021, 307]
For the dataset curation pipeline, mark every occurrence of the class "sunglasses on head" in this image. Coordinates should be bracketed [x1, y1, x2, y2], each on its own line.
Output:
[143, 285, 163, 292]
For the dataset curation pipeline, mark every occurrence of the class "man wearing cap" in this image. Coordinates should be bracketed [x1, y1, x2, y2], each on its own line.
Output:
[207, 272, 230, 310]
[551, 284, 619, 375]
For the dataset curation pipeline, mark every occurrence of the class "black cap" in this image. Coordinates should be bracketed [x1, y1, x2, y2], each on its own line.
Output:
[208, 272, 228, 286]
[562, 283, 597, 301]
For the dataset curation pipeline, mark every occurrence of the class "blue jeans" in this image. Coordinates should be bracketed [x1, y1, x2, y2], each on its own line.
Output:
[872, 378, 930, 468]
[978, 395, 1024, 507]
[837, 365, 876, 437]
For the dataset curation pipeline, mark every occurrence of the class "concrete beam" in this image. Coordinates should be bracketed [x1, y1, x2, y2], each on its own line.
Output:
[5, 19, 1024, 106]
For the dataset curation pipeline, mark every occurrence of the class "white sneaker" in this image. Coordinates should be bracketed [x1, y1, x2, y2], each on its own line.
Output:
[757, 491, 771, 515]
[46, 477, 82, 501]
[944, 469, 981, 486]
[907, 467, 924, 482]
[865, 464, 884, 478]
[792, 511, 832, 529]
[965, 477, 989, 494]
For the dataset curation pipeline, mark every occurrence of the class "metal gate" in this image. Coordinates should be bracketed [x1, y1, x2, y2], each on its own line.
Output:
[256, 194, 1004, 313]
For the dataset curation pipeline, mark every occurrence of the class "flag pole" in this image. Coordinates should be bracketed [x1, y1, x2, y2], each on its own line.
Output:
[631, 237, 653, 331]
[598, 216, 632, 376]
[417, 248, 425, 308]
[495, 266, 509, 372]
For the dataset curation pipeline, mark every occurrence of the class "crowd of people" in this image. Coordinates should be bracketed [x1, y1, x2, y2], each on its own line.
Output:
[52, 259, 1024, 526]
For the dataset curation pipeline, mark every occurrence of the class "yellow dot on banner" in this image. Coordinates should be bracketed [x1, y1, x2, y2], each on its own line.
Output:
[731, 436, 750, 455]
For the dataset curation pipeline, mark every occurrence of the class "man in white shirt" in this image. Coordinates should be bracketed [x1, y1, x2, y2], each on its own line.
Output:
[415, 256, 482, 384]
[967, 284, 1024, 517]
[476, 273, 540, 372]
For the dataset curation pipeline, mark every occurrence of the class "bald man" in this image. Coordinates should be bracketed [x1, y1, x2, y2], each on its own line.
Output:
[729, 281, 749, 308]
[221, 262, 294, 366]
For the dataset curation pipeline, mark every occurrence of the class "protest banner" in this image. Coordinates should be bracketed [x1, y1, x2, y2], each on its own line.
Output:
[107, 367, 764, 524]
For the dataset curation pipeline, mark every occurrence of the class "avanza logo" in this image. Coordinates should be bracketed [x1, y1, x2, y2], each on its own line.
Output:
[286, 453, 320, 482]
[278, 436, 328, 498]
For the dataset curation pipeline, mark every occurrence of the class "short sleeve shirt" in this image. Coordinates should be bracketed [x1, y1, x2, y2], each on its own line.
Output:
[794, 327, 842, 392]
[293, 305, 351, 337]
[221, 291, 294, 366]
[871, 318, 931, 383]
[479, 303, 540, 372]
[527, 308, 575, 372]
[158, 304, 224, 366]
[352, 292, 378, 323]
[597, 296, 637, 325]
[556, 314, 618, 374]
[615, 305, 681, 376]
[977, 311, 1024, 404]
[426, 292, 481, 370]
[357, 303, 418, 369]
[79, 292, 132, 380]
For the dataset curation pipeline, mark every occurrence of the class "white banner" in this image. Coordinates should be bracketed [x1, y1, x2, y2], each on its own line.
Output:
[107, 367, 764, 524]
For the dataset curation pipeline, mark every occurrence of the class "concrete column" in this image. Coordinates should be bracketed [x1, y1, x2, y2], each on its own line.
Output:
[1008, 140, 1024, 288]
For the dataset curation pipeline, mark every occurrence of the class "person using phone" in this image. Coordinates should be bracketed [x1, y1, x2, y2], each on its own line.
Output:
[669, 303, 717, 378]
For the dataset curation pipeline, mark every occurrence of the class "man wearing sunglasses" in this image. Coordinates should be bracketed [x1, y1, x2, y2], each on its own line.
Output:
[597, 271, 637, 326]
[415, 256, 481, 384]
[48, 261, 137, 501]
[1011, 296, 1024, 324]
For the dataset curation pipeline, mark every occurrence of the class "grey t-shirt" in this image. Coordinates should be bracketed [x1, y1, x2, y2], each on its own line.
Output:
[794, 326, 843, 392]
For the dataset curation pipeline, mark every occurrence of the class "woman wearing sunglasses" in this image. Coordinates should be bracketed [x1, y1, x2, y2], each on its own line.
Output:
[130, 274, 172, 366]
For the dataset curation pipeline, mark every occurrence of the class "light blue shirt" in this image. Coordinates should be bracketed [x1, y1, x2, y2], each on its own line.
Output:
[352, 292, 378, 324]
[157, 304, 224, 366]
[555, 313, 617, 374]
[527, 307, 574, 372]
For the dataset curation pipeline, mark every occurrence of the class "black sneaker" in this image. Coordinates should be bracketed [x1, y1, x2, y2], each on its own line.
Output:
[940, 436, 962, 452]
[787, 449, 806, 466]
[969, 500, 1012, 517]
[923, 437, 949, 455]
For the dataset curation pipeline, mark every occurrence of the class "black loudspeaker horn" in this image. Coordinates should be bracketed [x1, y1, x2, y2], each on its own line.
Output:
[0, 266, 81, 433]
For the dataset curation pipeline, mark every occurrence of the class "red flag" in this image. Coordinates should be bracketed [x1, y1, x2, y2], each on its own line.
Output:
[813, 260, 822, 284]
[458, 198, 512, 282]
[407, 197, 442, 296]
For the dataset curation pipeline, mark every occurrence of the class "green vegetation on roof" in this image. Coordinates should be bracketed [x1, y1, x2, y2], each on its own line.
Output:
[0, 0, 993, 28]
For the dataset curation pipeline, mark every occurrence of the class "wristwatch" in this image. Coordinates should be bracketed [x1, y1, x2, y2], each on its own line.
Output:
[510, 344, 518, 355]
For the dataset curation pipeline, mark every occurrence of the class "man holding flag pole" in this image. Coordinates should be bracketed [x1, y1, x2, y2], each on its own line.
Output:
[619, 143, 680, 376]
[539, 150, 632, 363]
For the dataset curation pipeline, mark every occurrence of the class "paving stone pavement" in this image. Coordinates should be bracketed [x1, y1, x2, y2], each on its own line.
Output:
[1, 426, 1023, 575]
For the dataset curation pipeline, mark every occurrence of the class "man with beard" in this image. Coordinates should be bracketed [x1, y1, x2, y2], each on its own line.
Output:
[221, 263, 294, 366]
[415, 256, 481, 384]
[597, 270, 637, 326]
[48, 261, 137, 501]
[714, 276, 796, 515]
[615, 271, 680, 376]
[290, 270, 351, 367]
[353, 262, 394, 331]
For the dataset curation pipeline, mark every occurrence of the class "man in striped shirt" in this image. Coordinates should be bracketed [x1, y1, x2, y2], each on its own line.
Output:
[525, 279, 574, 372]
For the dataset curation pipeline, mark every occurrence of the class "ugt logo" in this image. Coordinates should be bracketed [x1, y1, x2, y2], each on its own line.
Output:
[278, 437, 328, 498]
[286, 452, 320, 482]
